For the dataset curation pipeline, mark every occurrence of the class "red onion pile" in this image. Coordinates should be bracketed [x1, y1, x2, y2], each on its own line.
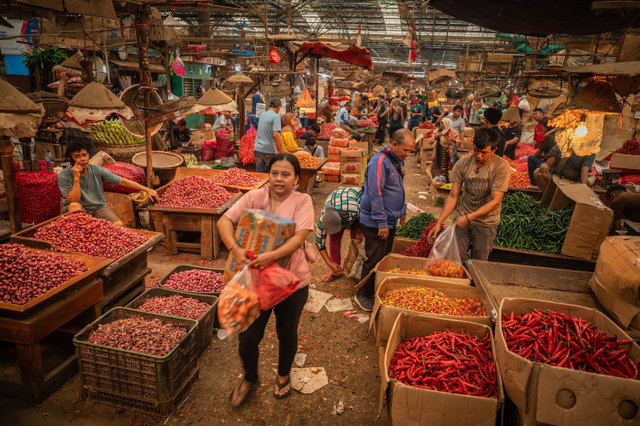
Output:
[0, 244, 88, 305]
[33, 213, 148, 259]
[137, 295, 211, 320]
[88, 316, 187, 356]
[102, 162, 146, 194]
[157, 176, 235, 210]
[16, 170, 62, 224]
[211, 168, 261, 187]
[163, 269, 225, 293]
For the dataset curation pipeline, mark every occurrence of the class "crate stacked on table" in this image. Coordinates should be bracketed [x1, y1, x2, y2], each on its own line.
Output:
[340, 146, 365, 185]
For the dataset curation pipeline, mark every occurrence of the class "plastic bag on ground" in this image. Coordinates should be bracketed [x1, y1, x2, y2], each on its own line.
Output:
[217, 265, 261, 336]
[428, 222, 462, 264]
[250, 259, 300, 311]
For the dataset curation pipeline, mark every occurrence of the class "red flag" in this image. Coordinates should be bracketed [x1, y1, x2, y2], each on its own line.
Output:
[356, 22, 362, 46]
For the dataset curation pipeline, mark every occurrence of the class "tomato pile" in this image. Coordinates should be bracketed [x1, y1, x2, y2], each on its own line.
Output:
[389, 330, 498, 398]
[428, 259, 466, 278]
[294, 151, 323, 169]
[381, 286, 487, 317]
[384, 267, 429, 276]
[508, 170, 530, 188]
[616, 138, 640, 155]
[211, 168, 261, 188]
[157, 176, 235, 210]
[418, 122, 435, 130]
[503, 309, 639, 379]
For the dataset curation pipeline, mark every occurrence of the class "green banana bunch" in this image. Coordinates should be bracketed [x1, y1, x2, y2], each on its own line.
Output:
[90, 120, 145, 147]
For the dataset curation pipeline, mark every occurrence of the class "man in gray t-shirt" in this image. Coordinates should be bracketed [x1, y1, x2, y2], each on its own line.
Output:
[254, 97, 283, 172]
[58, 142, 159, 225]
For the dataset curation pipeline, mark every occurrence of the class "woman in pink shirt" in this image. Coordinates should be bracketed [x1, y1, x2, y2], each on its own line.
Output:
[218, 153, 314, 406]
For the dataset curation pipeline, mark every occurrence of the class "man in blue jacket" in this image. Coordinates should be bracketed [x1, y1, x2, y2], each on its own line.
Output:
[356, 129, 415, 311]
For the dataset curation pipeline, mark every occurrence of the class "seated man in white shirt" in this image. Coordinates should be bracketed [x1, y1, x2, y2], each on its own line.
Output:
[213, 112, 232, 132]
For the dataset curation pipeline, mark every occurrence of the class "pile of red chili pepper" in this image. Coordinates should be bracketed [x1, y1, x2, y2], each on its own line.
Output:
[616, 138, 640, 156]
[401, 222, 439, 258]
[427, 259, 466, 278]
[381, 287, 488, 317]
[389, 330, 498, 398]
[503, 309, 639, 379]
[384, 267, 429, 276]
[418, 121, 436, 130]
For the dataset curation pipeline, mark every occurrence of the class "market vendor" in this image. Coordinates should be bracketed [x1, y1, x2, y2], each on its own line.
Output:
[606, 184, 640, 234]
[280, 113, 301, 154]
[533, 108, 548, 149]
[58, 142, 159, 225]
[427, 128, 511, 261]
[217, 153, 314, 406]
[533, 146, 595, 192]
[303, 139, 324, 158]
[213, 112, 232, 132]
[408, 96, 423, 131]
[502, 119, 522, 161]
[334, 103, 351, 126]
[299, 124, 320, 141]
[172, 119, 192, 145]
[315, 187, 363, 282]
[526, 119, 557, 185]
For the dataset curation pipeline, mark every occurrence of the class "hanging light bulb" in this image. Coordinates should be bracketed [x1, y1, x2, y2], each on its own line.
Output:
[575, 122, 588, 137]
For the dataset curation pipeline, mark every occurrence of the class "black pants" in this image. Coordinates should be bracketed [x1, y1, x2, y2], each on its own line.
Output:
[358, 224, 396, 297]
[238, 286, 309, 382]
[375, 119, 388, 144]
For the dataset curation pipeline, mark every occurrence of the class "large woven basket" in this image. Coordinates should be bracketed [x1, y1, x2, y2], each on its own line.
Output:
[95, 144, 146, 163]
[132, 151, 184, 186]
[120, 85, 163, 138]
[26, 91, 68, 117]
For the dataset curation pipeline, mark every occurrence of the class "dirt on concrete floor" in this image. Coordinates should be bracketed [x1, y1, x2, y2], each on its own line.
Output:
[1, 153, 439, 426]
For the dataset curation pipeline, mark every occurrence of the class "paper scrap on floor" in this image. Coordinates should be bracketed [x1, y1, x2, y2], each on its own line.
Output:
[325, 297, 354, 312]
[273, 367, 329, 394]
[304, 289, 333, 313]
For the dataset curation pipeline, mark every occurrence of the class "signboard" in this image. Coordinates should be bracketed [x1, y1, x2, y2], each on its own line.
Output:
[255, 103, 266, 117]
[0, 19, 39, 54]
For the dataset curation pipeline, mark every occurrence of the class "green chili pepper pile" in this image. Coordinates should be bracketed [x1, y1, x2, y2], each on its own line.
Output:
[495, 192, 573, 254]
[396, 213, 436, 239]
[382, 286, 488, 317]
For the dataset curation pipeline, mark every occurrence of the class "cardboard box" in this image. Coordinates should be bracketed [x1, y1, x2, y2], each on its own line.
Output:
[610, 153, 640, 171]
[223, 209, 296, 282]
[348, 141, 369, 156]
[357, 254, 471, 294]
[391, 237, 416, 254]
[340, 173, 362, 185]
[340, 160, 363, 175]
[589, 236, 640, 329]
[464, 128, 475, 138]
[324, 174, 339, 183]
[420, 136, 436, 151]
[540, 176, 613, 260]
[381, 313, 504, 426]
[495, 298, 640, 425]
[371, 276, 492, 346]
[414, 128, 432, 140]
[340, 148, 364, 163]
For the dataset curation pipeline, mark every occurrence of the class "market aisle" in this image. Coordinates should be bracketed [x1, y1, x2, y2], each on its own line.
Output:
[1, 153, 440, 425]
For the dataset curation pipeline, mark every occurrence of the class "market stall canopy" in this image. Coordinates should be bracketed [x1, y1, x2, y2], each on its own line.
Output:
[429, 0, 637, 36]
[191, 88, 238, 115]
[0, 78, 44, 137]
[68, 81, 133, 125]
[224, 73, 254, 84]
[536, 61, 640, 97]
[296, 42, 372, 70]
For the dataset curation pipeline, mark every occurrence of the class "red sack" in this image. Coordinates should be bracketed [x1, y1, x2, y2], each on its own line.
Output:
[201, 140, 217, 161]
[15, 170, 61, 224]
[269, 46, 281, 64]
[215, 130, 233, 159]
[248, 252, 300, 310]
[103, 162, 146, 194]
[239, 133, 255, 165]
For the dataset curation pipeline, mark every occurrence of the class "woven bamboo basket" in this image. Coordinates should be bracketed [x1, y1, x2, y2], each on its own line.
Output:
[132, 151, 184, 186]
[95, 144, 146, 163]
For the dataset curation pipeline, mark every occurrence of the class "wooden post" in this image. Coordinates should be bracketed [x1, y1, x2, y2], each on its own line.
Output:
[315, 56, 319, 124]
[136, 7, 154, 188]
[1, 138, 20, 233]
[238, 82, 245, 138]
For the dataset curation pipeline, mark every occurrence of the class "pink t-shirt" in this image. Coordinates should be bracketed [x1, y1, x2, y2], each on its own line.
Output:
[224, 186, 315, 288]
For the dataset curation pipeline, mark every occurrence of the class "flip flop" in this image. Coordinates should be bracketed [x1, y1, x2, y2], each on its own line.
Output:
[322, 273, 342, 282]
[229, 378, 259, 408]
[274, 376, 292, 399]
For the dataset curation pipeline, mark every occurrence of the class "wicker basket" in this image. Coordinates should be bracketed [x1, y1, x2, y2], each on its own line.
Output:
[120, 85, 163, 138]
[132, 151, 184, 186]
[26, 91, 68, 117]
[95, 144, 146, 163]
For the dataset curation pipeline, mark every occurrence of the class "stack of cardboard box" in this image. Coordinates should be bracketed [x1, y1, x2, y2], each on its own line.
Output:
[340, 147, 365, 185]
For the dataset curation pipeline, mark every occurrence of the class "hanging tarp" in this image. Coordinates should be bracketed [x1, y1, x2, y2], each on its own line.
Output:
[296, 42, 372, 70]
[429, 0, 635, 36]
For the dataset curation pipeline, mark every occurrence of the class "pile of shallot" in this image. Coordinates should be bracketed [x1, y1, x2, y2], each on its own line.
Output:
[163, 269, 225, 293]
[137, 295, 211, 320]
[157, 176, 235, 210]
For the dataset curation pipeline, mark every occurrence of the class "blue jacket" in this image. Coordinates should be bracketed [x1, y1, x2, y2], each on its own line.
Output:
[359, 146, 406, 229]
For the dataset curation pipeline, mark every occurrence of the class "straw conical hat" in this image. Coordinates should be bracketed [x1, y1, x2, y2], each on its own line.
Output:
[225, 73, 254, 84]
[70, 82, 126, 109]
[501, 105, 521, 123]
[197, 88, 234, 106]
[0, 77, 43, 113]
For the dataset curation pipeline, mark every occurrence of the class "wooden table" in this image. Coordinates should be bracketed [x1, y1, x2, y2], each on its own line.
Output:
[0, 278, 103, 401]
[171, 166, 269, 193]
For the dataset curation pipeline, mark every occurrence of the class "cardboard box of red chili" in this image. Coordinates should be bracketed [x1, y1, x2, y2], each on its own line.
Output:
[371, 276, 492, 347]
[357, 254, 472, 294]
[380, 313, 504, 426]
[223, 209, 296, 282]
[339, 160, 363, 175]
[495, 297, 640, 425]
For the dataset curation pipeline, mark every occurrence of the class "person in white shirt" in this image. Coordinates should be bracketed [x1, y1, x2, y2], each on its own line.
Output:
[334, 103, 350, 125]
[213, 112, 232, 132]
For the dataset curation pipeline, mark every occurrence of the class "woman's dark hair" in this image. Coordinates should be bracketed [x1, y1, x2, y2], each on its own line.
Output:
[309, 124, 320, 133]
[606, 184, 627, 200]
[65, 142, 89, 161]
[473, 127, 500, 150]
[267, 153, 301, 177]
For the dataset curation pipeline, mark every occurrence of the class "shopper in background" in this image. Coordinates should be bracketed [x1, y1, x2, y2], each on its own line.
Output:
[373, 94, 389, 144]
[533, 146, 596, 192]
[606, 184, 640, 234]
[334, 103, 350, 126]
[427, 128, 510, 262]
[303, 139, 324, 158]
[432, 117, 462, 182]
[526, 119, 557, 186]
[437, 105, 466, 164]
[532, 108, 548, 149]
[280, 113, 301, 154]
[502, 118, 522, 161]
[356, 129, 415, 311]
[251, 88, 265, 115]
[218, 153, 314, 406]
[299, 124, 320, 142]
[254, 97, 283, 172]
[408, 96, 423, 131]
[481, 107, 506, 157]
[388, 100, 405, 137]
[315, 186, 363, 282]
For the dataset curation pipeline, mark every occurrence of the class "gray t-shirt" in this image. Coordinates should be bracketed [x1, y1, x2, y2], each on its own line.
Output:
[446, 113, 466, 135]
[58, 164, 121, 211]
[254, 109, 282, 154]
[450, 154, 511, 227]
[303, 145, 324, 158]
